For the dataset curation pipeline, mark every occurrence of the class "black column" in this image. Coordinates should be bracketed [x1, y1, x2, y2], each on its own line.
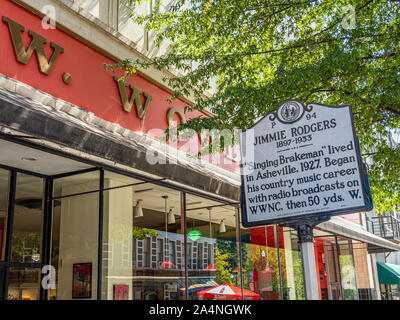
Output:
[97, 169, 104, 300]
[2, 170, 16, 300]
[40, 177, 54, 300]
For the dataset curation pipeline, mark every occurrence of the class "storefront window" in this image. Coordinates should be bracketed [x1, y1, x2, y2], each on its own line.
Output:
[352, 241, 374, 300]
[50, 171, 100, 300]
[101, 171, 185, 300]
[241, 225, 282, 300]
[337, 238, 358, 300]
[185, 194, 239, 300]
[11, 173, 44, 263]
[7, 268, 41, 300]
[314, 235, 360, 300]
[314, 236, 341, 300]
[276, 227, 305, 300]
[53, 170, 100, 198]
[0, 168, 9, 261]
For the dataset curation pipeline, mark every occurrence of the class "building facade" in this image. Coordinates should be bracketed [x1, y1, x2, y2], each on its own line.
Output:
[365, 210, 400, 300]
[0, 0, 399, 301]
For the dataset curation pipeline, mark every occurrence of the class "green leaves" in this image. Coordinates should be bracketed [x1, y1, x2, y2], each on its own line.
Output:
[132, 226, 160, 239]
[119, 0, 400, 213]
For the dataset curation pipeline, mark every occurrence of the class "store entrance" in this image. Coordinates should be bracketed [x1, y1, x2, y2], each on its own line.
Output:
[0, 169, 45, 300]
[0, 137, 95, 300]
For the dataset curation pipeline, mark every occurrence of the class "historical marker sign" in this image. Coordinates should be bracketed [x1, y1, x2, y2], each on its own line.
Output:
[239, 100, 373, 227]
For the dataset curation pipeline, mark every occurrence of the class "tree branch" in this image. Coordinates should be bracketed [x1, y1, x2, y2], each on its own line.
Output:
[384, 107, 400, 116]
[362, 53, 396, 60]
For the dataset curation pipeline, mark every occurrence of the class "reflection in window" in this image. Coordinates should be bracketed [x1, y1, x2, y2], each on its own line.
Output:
[240, 226, 304, 300]
[101, 173, 185, 300]
[187, 242, 192, 269]
[337, 238, 358, 300]
[314, 236, 342, 300]
[157, 239, 164, 266]
[208, 244, 213, 267]
[185, 194, 239, 300]
[279, 227, 305, 300]
[53, 171, 99, 198]
[8, 268, 41, 300]
[11, 173, 44, 263]
[169, 240, 176, 266]
[197, 242, 203, 269]
[50, 173, 100, 300]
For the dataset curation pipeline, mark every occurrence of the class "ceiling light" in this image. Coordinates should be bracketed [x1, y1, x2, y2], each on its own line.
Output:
[32, 253, 40, 262]
[134, 200, 143, 218]
[219, 219, 226, 233]
[167, 208, 175, 224]
[21, 157, 37, 161]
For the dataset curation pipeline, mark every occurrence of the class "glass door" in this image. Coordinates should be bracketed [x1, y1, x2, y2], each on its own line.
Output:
[0, 169, 45, 300]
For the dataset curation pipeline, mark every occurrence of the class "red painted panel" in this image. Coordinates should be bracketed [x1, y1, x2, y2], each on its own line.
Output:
[250, 227, 266, 246]
[266, 226, 275, 248]
[314, 238, 329, 300]
[250, 226, 286, 249]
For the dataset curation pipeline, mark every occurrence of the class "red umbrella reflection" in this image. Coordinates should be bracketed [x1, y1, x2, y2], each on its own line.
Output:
[197, 283, 259, 300]
[159, 261, 175, 269]
[203, 264, 218, 271]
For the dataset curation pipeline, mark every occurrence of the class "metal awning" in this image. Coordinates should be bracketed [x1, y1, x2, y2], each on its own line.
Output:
[317, 216, 400, 253]
[377, 262, 400, 284]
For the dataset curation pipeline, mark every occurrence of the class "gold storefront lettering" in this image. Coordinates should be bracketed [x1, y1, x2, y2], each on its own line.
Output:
[2, 16, 191, 130]
[167, 107, 186, 127]
[2, 16, 64, 76]
[113, 76, 152, 119]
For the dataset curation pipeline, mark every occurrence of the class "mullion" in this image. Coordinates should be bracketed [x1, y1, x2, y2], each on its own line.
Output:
[182, 192, 188, 300]
[40, 177, 53, 300]
[49, 167, 99, 180]
[8, 263, 43, 268]
[97, 168, 104, 300]
[2, 170, 16, 299]
[50, 180, 161, 201]
[0, 163, 47, 179]
[185, 202, 240, 211]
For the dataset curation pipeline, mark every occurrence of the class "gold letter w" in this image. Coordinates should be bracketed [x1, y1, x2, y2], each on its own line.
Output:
[2, 16, 64, 76]
[114, 76, 152, 119]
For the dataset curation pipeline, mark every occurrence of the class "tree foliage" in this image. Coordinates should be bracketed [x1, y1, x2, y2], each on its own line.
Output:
[118, 0, 400, 213]
[215, 247, 233, 284]
[132, 226, 160, 239]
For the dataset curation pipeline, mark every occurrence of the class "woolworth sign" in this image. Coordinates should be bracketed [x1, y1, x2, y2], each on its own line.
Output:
[239, 100, 373, 227]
